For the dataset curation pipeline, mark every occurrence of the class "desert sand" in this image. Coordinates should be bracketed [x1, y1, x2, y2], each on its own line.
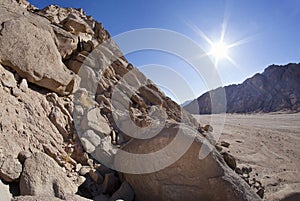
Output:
[194, 113, 300, 201]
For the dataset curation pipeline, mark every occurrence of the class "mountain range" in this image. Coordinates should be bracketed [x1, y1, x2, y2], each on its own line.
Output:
[184, 63, 300, 114]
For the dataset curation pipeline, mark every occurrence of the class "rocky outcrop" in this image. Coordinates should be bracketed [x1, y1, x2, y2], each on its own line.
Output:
[0, 0, 262, 200]
[184, 63, 300, 114]
[19, 152, 77, 198]
[0, 1, 78, 95]
[116, 123, 261, 201]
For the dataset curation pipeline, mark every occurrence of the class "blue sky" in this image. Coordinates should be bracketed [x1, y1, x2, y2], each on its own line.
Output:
[29, 0, 300, 104]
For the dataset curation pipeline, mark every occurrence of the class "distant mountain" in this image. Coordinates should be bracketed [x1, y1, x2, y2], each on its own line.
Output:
[184, 63, 300, 114]
[180, 99, 192, 107]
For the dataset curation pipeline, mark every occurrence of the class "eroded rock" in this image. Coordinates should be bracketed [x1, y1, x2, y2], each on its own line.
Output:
[81, 107, 111, 137]
[115, 123, 261, 201]
[222, 152, 237, 170]
[0, 64, 17, 88]
[0, 156, 22, 182]
[0, 9, 78, 95]
[20, 152, 77, 198]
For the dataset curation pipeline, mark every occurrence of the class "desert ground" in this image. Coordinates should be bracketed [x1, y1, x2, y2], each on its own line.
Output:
[194, 113, 300, 201]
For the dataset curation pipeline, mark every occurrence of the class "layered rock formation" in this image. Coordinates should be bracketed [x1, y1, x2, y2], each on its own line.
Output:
[0, 0, 262, 200]
[184, 63, 300, 114]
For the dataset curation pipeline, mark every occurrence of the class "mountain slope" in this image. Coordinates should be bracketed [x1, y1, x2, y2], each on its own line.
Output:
[184, 63, 300, 114]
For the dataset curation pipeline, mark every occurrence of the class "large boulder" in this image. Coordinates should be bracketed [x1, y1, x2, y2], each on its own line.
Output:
[19, 152, 77, 198]
[115, 123, 262, 201]
[0, 0, 78, 95]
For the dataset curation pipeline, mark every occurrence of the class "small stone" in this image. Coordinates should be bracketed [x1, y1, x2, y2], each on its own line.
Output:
[215, 145, 223, 152]
[79, 166, 91, 176]
[242, 166, 252, 174]
[87, 159, 94, 167]
[18, 151, 32, 164]
[81, 137, 96, 153]
[83, 130, 101, 147]
[0, 157, 22, 182]
[256, 188, 264, 198]
[243, 177, 249, 183]
[63, 162, 74, 171]
[203, 124, 213, 132]
[117, 133, 125, 145]
[19, 79, 28, 92]
[14, 73, 21, 82]
[75, 175, 86, 186]
[81, 108, 111, 137]
[222, 152, 236, 170]
[91, 136, 119, 168]
[254, 182, 261, 189]
[103, 173, 120, 195]
[248, 167, 253, 173]
[235, 167, 242, 175]
[12, 87, 22, 97]
[74, 105, 84, 116]
[138, 86, 162, 106]
[75, 163, 82, 172]
[220, 141, 230, 148]
[0, 65, 17, 88]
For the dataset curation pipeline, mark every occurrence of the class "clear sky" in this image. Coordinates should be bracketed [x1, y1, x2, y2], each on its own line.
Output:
[29, 0, 300, 104]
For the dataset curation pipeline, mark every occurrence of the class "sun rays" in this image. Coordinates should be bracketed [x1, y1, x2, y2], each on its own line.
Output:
[185, 16, 254, 67]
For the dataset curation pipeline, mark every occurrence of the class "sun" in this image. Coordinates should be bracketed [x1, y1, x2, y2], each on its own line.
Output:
[210, 42, 229, 60]
[186, 19, 253, 67]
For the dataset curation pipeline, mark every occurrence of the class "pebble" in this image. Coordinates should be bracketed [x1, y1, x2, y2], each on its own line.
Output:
[12, 87, 22, 97]
[235, 167, 242, 175]
[75, 163, 82, 172]
[256, 188, 264, 198]
[222, 152, 236, 170]
[76, 175, 86, 186]
[220, 141, 230, 148]
[242, 166, 252, 174]
[19, 79, 28, 92]
[79, 166, 91, 176]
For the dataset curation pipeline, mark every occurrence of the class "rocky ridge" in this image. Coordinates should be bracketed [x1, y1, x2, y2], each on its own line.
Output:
[184, 63, 300, 114]
[0, 0, 262, 200]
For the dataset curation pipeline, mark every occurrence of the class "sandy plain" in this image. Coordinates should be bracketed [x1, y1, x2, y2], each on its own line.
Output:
[194, 113, 300, 201]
